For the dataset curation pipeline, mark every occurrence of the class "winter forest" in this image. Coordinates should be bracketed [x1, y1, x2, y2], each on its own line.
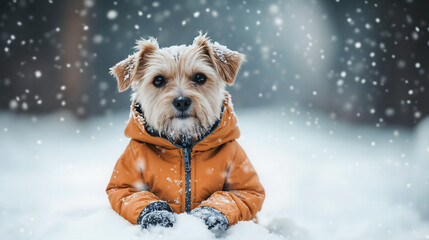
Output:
[1, 0, 429, 239]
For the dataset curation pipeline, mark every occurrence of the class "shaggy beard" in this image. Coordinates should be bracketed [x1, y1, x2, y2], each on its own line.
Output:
[134, 102, 219, 145]
[161, 117, 211, 144]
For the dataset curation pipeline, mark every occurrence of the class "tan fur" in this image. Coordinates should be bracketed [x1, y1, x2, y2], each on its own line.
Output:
[193, 32, 245, 85]
[110, 38, 159, 92]
[110, 33, 245, 143]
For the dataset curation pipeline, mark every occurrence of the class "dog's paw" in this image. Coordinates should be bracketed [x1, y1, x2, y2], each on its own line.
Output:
[140, 210, 175, 229]
[137, 201, 176, 229]
[190, 206, 229, 235]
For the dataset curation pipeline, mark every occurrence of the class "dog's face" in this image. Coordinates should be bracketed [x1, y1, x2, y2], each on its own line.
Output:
[110, 33, 244, 142]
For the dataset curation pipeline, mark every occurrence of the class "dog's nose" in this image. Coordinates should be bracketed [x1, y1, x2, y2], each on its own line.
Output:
[173, 96, 192, 112]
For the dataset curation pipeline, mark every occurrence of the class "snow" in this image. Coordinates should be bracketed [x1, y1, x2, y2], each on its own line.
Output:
[415, 62, 421, 68]
[1, 106, 429, 240]
[107, 10, 118, 20]
[34, 70, 42, 78]
[212, 42, 235, 63]
[354, 42, 362, 49]
[159, 41, 236, 62]
[162, 45, 187, 59]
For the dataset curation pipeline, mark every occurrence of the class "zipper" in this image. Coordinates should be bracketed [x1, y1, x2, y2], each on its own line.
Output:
[137, 103, 226, 214]
[182, 147, 192, 212]
[158, 105, 225, 213]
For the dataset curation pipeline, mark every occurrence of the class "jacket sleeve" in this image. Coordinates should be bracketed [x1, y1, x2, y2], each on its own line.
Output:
[197, 142, 265, 225]
[106, 142, 161, 225]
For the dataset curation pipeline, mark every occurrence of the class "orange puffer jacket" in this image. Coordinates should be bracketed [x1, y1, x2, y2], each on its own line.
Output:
[106, 94, 265, 226]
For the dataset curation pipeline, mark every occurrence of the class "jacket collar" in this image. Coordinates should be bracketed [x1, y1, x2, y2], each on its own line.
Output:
[134, 101, 224, 148]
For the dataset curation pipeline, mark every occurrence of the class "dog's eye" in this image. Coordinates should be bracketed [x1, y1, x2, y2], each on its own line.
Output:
[192, 73, 207, 85]
[153, 75, 166, 88]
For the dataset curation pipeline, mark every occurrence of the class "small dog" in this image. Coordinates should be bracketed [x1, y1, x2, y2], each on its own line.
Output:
[106, 33, 265, 234]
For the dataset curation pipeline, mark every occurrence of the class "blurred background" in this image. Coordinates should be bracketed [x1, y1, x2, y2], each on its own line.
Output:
[1, 0, 429, 240]
[1, 0, 428, 126]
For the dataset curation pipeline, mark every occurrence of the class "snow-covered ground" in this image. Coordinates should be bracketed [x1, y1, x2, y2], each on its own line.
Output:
[1, 106, 429, 240]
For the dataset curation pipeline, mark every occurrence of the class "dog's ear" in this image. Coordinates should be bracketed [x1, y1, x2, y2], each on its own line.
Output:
[193, 32, 245, 86]
[110, 38, 159, 92]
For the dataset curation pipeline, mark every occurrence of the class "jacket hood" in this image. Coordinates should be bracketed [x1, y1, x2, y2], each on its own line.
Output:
[124, 92, 240, 151]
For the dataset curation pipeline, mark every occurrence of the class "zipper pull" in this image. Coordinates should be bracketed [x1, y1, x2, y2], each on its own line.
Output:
[183, 148, 191, 172]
